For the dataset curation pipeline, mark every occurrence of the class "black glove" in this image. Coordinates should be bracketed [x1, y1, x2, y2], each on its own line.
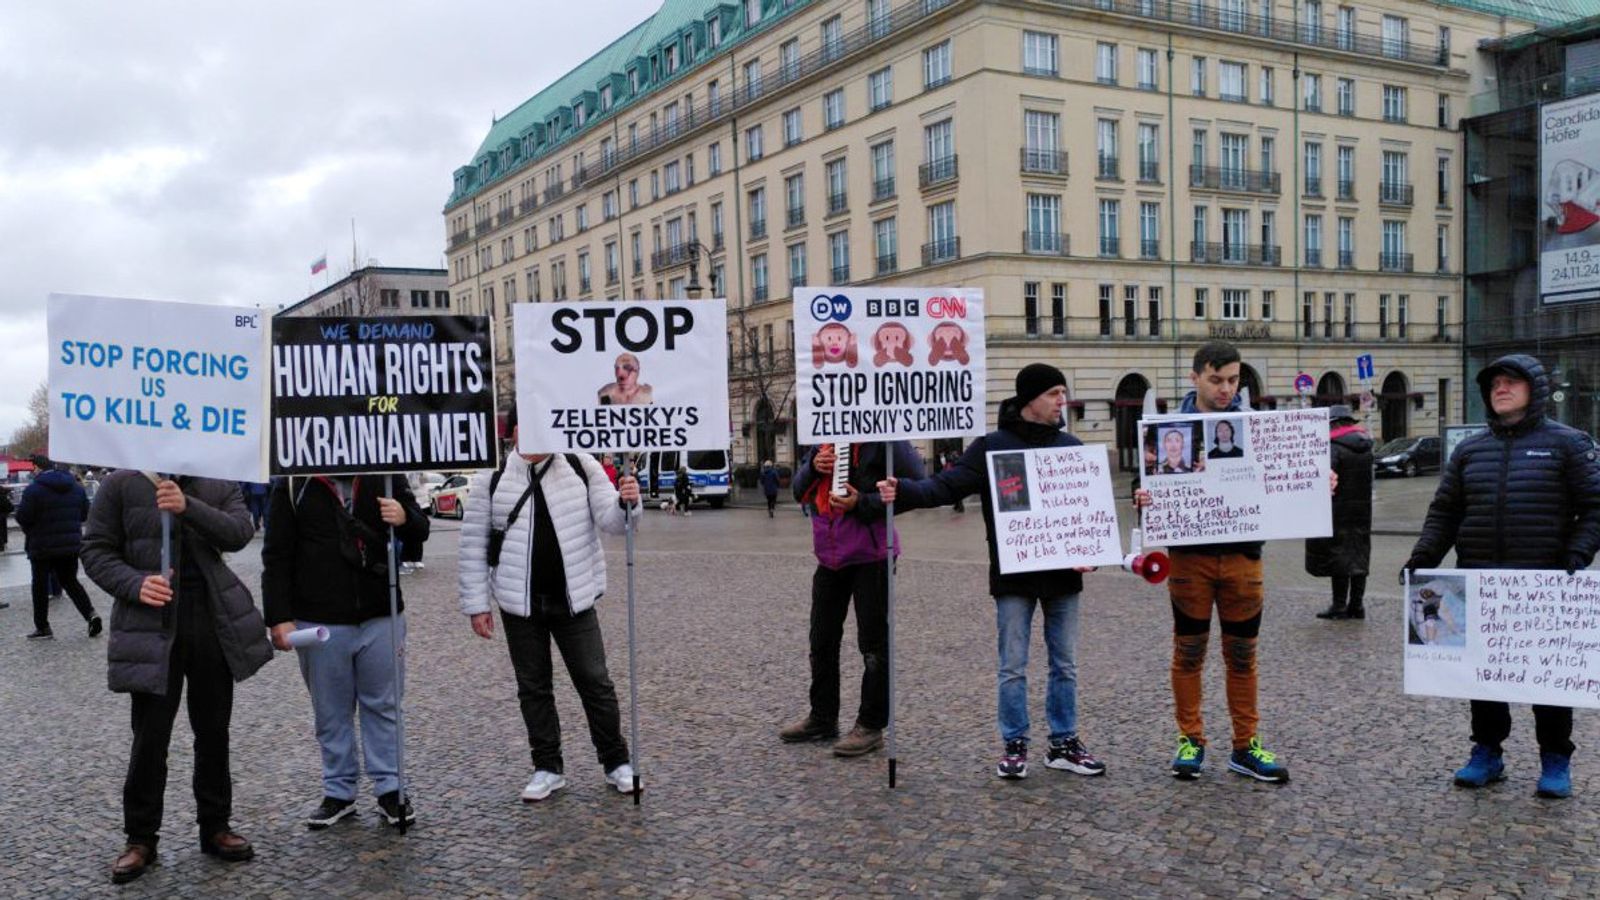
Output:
[1566, 555, 1586, 577]
[1400, 558, 1426, 587]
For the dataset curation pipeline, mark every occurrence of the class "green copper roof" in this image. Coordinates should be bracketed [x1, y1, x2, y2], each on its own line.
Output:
[1439, 0, 1600, 27]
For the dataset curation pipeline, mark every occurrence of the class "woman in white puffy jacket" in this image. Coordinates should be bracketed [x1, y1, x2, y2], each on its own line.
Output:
[458, 409, 642, 803]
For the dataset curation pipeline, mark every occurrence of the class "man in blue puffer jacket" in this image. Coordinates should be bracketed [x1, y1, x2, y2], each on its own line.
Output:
[879, 364, 1105, 781]
[15, 455, 99, 639]
[1406, 354, 1600, 799]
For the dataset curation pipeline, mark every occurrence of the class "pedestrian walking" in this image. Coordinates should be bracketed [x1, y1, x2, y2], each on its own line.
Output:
[80, 471, 272, 884]
[780, 441, 922, 758]
[263, 473, 429, 830]
[760, 459, 781, 517]
[1307, 405, 1374, 620]
[1404, 353, 1600, 799]
[673, 464, 693, 516]
[14, 455, 99, 639]
[457, 406, 642, 802]
[879, 365, 1106, 780]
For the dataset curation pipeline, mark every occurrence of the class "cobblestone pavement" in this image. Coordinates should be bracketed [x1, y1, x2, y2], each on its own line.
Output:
[3, 474, 1599, 897]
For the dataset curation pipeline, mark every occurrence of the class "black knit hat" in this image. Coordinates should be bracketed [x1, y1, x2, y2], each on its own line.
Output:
[1014, 363, 1067, 404]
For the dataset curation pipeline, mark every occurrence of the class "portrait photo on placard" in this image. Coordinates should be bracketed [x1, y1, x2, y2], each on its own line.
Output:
[1408, 575, 1467, 648]
[1144, 420, 1206, 477]
[596, 351, 655, 405]
[1205, 417, 1249, 461]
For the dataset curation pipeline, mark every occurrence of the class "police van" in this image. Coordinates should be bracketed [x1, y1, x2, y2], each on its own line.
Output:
[634, 450, 731, 509]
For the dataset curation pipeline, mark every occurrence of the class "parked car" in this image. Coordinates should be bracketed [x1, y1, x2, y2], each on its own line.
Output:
[430, 474, 471, 518]
[1374, 435, 1441, 478]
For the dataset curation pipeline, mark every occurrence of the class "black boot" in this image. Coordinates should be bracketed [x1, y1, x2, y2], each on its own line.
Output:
[1316, 602, 1347, 620]
[1345, 577, 1367, 619]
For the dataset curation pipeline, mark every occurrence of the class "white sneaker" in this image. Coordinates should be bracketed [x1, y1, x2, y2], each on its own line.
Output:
[604, 763, 636, 794]
[520, 770, 566, 802]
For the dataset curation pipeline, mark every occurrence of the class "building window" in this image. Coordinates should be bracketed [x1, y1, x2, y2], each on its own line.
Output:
[1397, 294, 1409, 338]
[826, 158, 847, 214]
[1191, 56, 1206, 96]
[1437, 295, 1449, 338]
[786, 173, 805, 227]
[1304, 142, 1321, 196]
[1260, 66, 1274, 105]
[874, 217, 898, 273]
[1097, 118, 1119, 179]
[1140, 201, 1160, 259]
[752, 253, 768, 300]
[823, 89, 845, 130]
[783, 108, 802, 147]
[1138, 48, 1159, 90]
[1304, 73, 1322, 112]
[1337, 77, 1354, 116]
[1382, 150, 1409, 202]
[1220, 61, 1246, 102]
[1098, 198, 1120, 256]
[1137, 123, 1159, 182]
[436, 290, 451, 309]
[1303, 0, 1323, 41]
[1024, 280, 1040, 336]
[925, 118, 954, 171]
[1026, 193, 1062, 253]
[1053, 283, 1068, 336]
[743, 58, 763, 101]
[1338, 216, 1354, 268]
[927, 200, 957, 259]
[924, 41, 952, 89]
[821, 15, 843, 61]
[1025, 31, 1059, 76]
[709, 143, 722, 176]
[869, 66, 893, 111]
[662, 163, 680, 196]
[1437, 156, 1451, 206]
[1343, 293, 1355, 337]
[1438, 92, 1452, 129]
[871, 140, 895, 199]
[1383, 85, 1407, 123]
[1378, 293, 1390, 337]
[1099, 283, 1113, 336]
[1304, 214, 1323, 266]
[744, 0, 761, 27]
[1024, 110, 1061, 173]
[1337, 5, 1356, 49]
[409, 289, 429, 309]
[1261, 289, 1274, 320]
[1381, 14, 1409, 58]
[746, 124, 764, 162]
[788, 242, 807, 287]
[1096, 42, 1118, 85]
[1436, 223, 1450, 272]
[1194, 287, 1208, 319]
[749, 188, 767, 239]
[1382, 220, 1407, 270]
[828, 230, 851, 282]
[1123, 285, 1139, 337]
[1193, 205, 1208, 246]
[1221, 288, 1247, 320]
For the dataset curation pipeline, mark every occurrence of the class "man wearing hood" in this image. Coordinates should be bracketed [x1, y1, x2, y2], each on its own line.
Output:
[1134, 342, 1290, 784]
[1405, 354, 1600, 799]
[1306, 405, 1374, 620]
[878, 364, 1105, 780]
[14, 455, 99, 639]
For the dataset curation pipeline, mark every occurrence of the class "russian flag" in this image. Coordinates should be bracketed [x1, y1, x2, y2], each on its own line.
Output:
[310, 255, 328, 275]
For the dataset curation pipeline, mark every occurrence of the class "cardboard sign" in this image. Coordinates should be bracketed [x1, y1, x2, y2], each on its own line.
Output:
[270, 316, 496, 475]
[514, 300, 728, 453]
[1405, 568, 1600, 708]
[794, 286, 985, 443]
[987, 446, 1124, 573]
[1138, 408, 1332, 547]
[48, 293, 270, 482]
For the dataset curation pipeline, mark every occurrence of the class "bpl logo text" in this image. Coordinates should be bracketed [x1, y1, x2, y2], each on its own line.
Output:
[809, 293, 852, 322]
[234, 313, 261, 329]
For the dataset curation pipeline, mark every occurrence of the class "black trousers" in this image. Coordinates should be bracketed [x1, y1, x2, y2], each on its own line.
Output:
[502, 602, 629, 774]
[124, 600, 234, 847]
[808, 561, 889, 731]
[30, 556, 95, 632]
[1331, 575, 1367, 607]
[1471, 701, 1575, 757]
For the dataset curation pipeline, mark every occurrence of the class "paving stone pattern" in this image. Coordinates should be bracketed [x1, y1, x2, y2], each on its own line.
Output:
[2, 485, 1599, 897]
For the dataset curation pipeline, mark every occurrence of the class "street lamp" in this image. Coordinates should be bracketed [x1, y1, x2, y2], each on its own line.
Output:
[682, 241, 719, 298]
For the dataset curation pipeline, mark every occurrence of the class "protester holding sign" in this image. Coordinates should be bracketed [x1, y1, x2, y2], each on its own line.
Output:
[458, 406, 642, 802]
[1306, 405, 1374, 621]
[262, 474, 429, 829]
[1403, 354, 1600, 798]
[81, 471, 271, 884]
[1133, 342, 1333, 784]
[879, 365, 1105, 780]
[780, 440, 922, 758]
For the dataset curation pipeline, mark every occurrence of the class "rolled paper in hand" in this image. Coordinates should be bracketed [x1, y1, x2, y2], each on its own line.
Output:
[286, 626, 330, 648]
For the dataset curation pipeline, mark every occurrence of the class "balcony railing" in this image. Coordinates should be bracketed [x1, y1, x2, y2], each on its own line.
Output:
[1097, 155, 1120, 180]
[1140, 238, 1160, 259]
[1190, 164, 1280, 194]
[752, 284, 769, 303]
[877, 252, 898, 275]
[984, 314, 1459, 344]
[786, 208, 806, 229]
[495, 210, 514, 227]
[827, 193, 849, 215]
[873, 176, 896, 201]
[1021, 148, 1068, 176]
[542, 183, 566, 204]
[518, 198, 538, 215]
[922, 237, 960, 265]
[1380, 252, 1414, 272]
[1303, 176, 1323, 198]
[919, 155, 958, 189]
[1099, 236, 1121, 257]
[650, 244, 694, 271]
[606, 270, 619, 286]
[1138, 159, 1160, 183]
[1305, 248, 1323, 267]
[1190, 241, 1280, 265]
[1022, 231, 1070, 255]
[1380, 182, 1414, 206]
[1338, 250, 1355, 269]
[449, 230, 471, 249]
[750, 220, 768, 241]
[1337, 179, 1355, 200]
[831, 264, 851, 283]
[712, 233, 725, 252]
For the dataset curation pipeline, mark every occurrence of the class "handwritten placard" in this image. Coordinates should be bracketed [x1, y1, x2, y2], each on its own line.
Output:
[1404, 569, 1600, 708]
[986, 445, 1124, 573]
[1138, 408, 1331, 547]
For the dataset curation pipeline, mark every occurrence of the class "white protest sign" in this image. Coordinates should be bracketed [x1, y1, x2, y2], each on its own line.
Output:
[987, 446, 1124, 573]
[1138, 408, 1331, 547]
[794, 286, 985, 443]
[47, 293, 270, 482]
[514, 300, 728, 453]
[1405, 568, 1600, 708]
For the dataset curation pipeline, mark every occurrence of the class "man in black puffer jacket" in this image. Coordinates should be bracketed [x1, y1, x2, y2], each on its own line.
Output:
[879, 364, 1105, 781]
[14, 455, 99, 639]
[1405, 354, 1600, 799]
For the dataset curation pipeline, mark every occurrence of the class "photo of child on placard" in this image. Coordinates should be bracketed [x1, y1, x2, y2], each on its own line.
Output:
[1205, 418, 1247, 461]
[1408, 575, 1467, 648]
[1143, 421, 1206, 477]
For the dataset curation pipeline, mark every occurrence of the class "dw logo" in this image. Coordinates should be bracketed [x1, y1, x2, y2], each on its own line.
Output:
[809, 293, 852, 322]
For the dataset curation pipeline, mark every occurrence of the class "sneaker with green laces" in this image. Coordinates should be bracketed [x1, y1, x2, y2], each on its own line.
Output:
[1171, 736, 1205, 780]
[1228, 737, 1289, 783]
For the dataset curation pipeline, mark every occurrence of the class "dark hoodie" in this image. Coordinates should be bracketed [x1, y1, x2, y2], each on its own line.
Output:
[892, 398, 1084, 598]
[1304, 421, 1374, 577]
[14, 468, 89, 559]
[1409, 353, 1600, 571]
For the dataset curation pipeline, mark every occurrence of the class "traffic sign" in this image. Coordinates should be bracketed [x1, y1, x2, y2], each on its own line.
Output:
[1356, 354, 1374, 382]
[1294, 372, 1314, 395]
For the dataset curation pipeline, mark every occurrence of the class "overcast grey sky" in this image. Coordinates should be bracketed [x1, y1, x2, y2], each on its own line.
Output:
[0, 0, 658, 440]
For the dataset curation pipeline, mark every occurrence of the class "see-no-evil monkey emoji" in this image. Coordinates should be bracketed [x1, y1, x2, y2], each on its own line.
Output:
[927, 322, 970, 365]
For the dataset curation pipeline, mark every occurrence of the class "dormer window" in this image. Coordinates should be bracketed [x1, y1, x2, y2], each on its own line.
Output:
[709, 16, 722, 46]
[600, 84, 613, 111]
[664, 44, 678, 74]
[745, 0, 760, 28]
[575, 103, 587, 126]
[630, 68, 641, 93]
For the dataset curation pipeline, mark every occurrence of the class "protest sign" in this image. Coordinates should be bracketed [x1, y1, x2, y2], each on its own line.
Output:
[513, 300, 728, 453]
[1138, 408, 1331, 547]
[1405, 568, 1600, 708]
[794, 286, 985, 443]
[270, 316, 496, 476]
[48, 293, 270, 482]
[987, 446, 1124, 573]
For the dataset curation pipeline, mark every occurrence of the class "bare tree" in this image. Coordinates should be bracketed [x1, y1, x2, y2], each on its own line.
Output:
[4, 382, 49, 458]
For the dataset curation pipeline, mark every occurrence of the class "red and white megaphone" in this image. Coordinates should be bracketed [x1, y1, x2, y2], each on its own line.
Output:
[1121, 528, 1170, 584]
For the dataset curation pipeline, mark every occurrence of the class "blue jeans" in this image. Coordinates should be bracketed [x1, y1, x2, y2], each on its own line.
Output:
[995, 594, 1080, 744]
[296, 615, 406, 800]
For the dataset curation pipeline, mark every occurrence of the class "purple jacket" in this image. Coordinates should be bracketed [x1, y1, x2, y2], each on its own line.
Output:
[793, 442, 924, 570]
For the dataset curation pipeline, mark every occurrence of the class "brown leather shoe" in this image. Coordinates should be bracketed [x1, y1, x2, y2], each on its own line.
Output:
[832, 724, 885, 757]
[778, 715, 838, 743]
[200, 830, 255, 862]
[111, 844, 157, 884]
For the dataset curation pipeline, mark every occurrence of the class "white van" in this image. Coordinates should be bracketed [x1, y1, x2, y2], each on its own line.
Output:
[635, 450, 731, 509]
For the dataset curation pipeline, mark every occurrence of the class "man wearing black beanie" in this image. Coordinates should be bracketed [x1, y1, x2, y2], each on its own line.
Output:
[879, 363, 1105, 780]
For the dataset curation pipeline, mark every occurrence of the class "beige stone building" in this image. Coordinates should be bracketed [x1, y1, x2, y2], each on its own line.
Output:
[444, 0, 1566, 472]
[279, 266, 450, 319]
